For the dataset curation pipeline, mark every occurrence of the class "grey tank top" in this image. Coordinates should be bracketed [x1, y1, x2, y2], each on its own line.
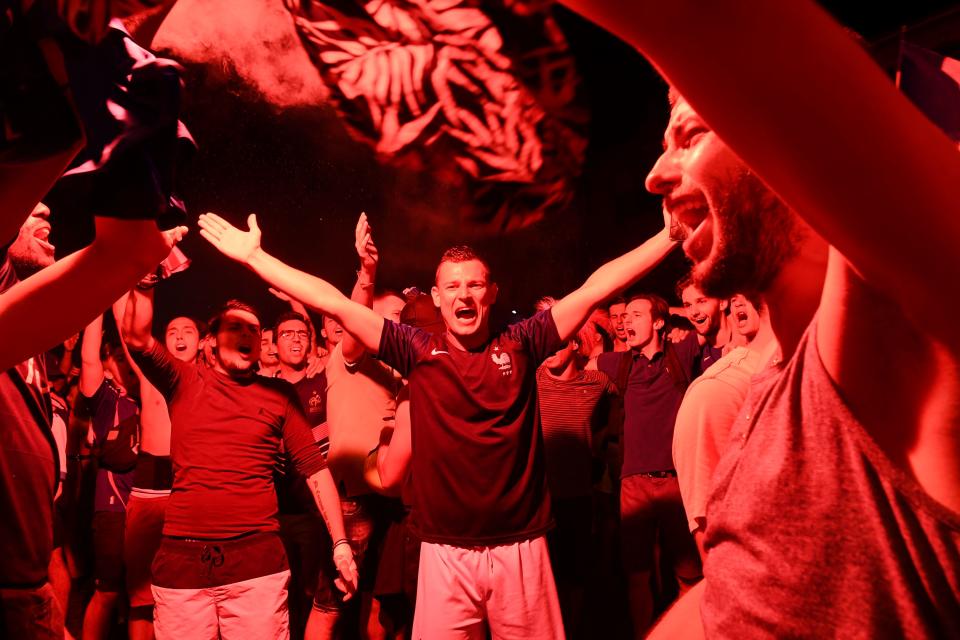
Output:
[702, 318, 960, 638]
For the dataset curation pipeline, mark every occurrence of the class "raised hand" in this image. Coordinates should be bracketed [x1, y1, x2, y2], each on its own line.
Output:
[162, 225, 189, 251]
[355, 212, 378, 274]
[198, 212, 262, 264]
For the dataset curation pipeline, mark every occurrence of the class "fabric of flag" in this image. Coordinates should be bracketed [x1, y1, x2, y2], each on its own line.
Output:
[899, 41, 960, 143]
[283, 0, 586, 231]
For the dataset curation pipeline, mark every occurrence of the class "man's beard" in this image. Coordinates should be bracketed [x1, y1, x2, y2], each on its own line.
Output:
[8, 243, 52, 279]
[695, 171, 805, 300]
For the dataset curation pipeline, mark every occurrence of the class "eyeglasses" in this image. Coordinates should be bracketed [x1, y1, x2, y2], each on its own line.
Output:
[277, 329, 310, 341]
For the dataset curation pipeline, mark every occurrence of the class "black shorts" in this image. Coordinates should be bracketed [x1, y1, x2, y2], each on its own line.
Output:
[92, 511, 126, 592]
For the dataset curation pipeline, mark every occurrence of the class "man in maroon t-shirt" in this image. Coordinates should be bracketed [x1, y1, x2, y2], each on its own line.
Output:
[122, 293, 358, 639]
[198, 209, 683, 638]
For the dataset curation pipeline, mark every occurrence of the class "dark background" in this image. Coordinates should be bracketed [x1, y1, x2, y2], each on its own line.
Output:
[46, 1, 960, 333]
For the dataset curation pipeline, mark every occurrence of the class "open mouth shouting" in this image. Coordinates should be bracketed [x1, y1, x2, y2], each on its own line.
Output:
[454, 306, 478, 322]
[735, 309, 750, 328]
[33, 223, 55, 256]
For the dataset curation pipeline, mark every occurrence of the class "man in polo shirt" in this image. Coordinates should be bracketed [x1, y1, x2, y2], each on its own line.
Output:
[198, 208, 681, 639]
[122, 292, 358, 639]
[593, 293, 701, 636]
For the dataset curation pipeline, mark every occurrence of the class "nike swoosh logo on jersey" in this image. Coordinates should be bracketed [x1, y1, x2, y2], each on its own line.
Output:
[430, 348, 449, 355]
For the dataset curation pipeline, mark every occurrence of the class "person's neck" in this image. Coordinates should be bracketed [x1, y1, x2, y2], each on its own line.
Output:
[546, 359, 580, 381]
[278, 362, 306, 384]
[765, 233, 829, 360]
[704, 315, 733, 350]
[744, 309, 781, 366]
[214, 361, 256, 380]
[614, 340, 630, 353]
[639, 335, 663, 360]
[445, 326, 490, 352]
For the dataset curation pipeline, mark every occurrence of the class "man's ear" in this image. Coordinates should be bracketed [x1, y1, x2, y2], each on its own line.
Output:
[720, 298, 729, 312]
[431, 286, 441, 308]
[654, 318, 665, 332]
[489, 282, 499, 304]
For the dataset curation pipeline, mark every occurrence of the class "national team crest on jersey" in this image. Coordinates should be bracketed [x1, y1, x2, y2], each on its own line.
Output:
[492, 347, 513, 376]
[308, 391, 323, 413]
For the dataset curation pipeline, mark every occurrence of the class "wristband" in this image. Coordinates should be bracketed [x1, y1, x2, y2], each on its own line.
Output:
[333, 538, 350, 549]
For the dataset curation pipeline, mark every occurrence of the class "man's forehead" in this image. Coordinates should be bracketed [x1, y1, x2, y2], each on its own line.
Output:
[224, 310, 260, 328]
[626, 299, 652, 312]
[168, 317, 196, 330]
[277, 319, 307, 331]
[681, 284, 706, 300]
[437, 259, 488, 283]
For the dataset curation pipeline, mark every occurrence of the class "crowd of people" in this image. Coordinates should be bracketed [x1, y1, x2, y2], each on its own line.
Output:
[2, 1, 958, 639]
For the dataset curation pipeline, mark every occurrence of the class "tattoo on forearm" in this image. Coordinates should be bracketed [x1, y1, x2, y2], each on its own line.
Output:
[308, 476, 332, 531]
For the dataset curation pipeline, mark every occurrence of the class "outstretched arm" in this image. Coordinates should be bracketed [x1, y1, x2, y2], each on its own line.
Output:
[0, 219, 185, 371]
[551, 216, 677, 341]
[562, 0, 960, 348]
[342, 212, 379, 364]
[199, 213, 385, 353]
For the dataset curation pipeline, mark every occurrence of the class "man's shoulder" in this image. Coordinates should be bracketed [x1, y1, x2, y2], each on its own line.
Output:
[597, 350, 628, 371]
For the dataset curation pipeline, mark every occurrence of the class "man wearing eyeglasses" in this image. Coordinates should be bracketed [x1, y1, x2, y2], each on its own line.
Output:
[273, 312, 334, 636]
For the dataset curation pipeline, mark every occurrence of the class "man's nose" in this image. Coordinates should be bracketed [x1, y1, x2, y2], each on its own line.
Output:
[645, 149, 681, 196]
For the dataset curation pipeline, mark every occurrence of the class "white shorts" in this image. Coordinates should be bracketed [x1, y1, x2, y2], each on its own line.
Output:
[152, 569, 290, 640]
[412, 536, 564, 640]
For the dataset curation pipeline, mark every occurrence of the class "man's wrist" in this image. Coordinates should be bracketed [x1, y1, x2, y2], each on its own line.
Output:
[247, 246, 267, 268]
[356, 269, 376, 289]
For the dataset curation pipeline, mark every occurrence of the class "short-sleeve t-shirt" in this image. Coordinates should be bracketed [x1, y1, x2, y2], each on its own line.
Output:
[276, 372, 329, 515]
[0, 247, 58, 586]
[85, 378, 137, 513]
[378, 310, 563, 546]
[130, 342, 327, 538]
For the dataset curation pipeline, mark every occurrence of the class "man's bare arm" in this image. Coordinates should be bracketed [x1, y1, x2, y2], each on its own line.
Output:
[0, 219, 183, 371]
[198, 213, 385, 354]
[562, 0, 960, 347]
[551, 220, 676, 341]
[646, 579, 706, 640]
[342, 212, 378, 364]
[377, 393, 411, 492]
[79, 314, 105, 397]
[306, 468, 359, 599]
[121, 287, 157, 352]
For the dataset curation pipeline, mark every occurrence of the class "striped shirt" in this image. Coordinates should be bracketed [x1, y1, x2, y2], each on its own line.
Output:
[536, 368, 614, 498]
